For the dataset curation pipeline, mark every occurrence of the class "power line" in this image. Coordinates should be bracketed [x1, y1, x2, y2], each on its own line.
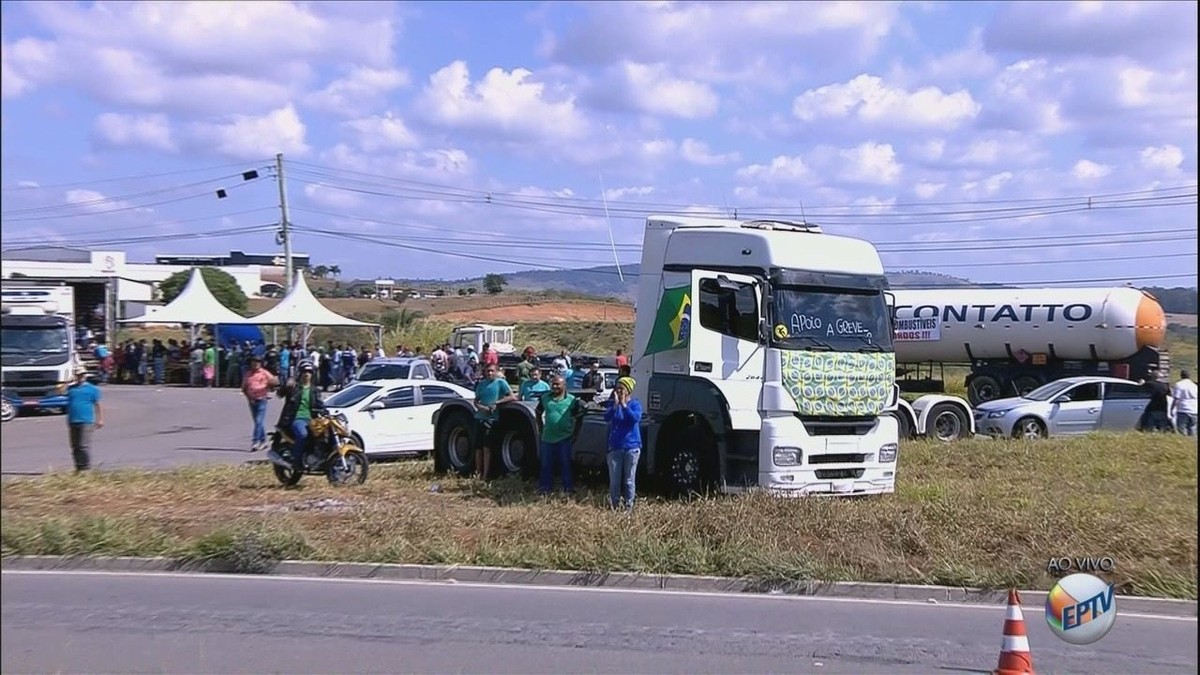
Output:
[1, 223, 278, 250]
[0, 206, 279, 247]
[0, 160, 273, 192]
[883, 251, 1198, 268]
[0, 177, 266, 223]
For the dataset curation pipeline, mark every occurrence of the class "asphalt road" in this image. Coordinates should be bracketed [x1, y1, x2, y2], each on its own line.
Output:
[2, 571, 1196, 674]
[1, 384, 285, 475]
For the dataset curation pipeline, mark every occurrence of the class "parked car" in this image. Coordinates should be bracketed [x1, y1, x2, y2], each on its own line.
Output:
[353, 357, 434, 383]
[973, 376, 1150, 439]
[324, 378, 473, 457]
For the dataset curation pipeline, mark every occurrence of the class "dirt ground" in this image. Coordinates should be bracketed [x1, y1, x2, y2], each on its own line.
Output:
[246, 295, 634, 322]
[1167, 313, 1198, 327]
[436, 301, 634, 323]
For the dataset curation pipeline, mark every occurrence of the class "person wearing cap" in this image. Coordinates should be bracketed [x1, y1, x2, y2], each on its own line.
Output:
[604, 376, 643, 510]
[242, 354, 280, 452]
[516, 347, 538, 385]
[274, 361, 326, 471]
[65, 365, 103, 472]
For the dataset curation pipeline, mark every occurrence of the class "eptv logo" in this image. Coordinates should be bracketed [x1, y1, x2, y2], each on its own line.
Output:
[1045, 573, 1118, 645]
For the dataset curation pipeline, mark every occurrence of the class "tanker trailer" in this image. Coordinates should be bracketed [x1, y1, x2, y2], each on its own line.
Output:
[890, 287, 1167, 405]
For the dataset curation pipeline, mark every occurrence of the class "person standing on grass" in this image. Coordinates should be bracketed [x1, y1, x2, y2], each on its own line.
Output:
[1170, 369, 1197, 436]
[1137, 370, 1174, 432]
[65, 365, 103, 472]
[241, 355, 279, 452]
[604, 376, 643, 511]
[536, 375, 586, 496]
[473, 363, 515, 481]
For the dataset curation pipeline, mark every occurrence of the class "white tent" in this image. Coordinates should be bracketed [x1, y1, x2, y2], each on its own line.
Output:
[249, 271, 381, 343]
[120, 267, 255, 326]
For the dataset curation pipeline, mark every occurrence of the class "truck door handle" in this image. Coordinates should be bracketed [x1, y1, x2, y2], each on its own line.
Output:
[1132, 406, 1144, 410]
[1088, 407, 1099, 414]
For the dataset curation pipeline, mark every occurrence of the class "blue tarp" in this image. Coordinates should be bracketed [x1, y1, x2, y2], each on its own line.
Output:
[215, 324, 264, 348]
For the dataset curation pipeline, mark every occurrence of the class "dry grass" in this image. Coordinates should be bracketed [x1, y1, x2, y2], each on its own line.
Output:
[3, 433, 1195, 598]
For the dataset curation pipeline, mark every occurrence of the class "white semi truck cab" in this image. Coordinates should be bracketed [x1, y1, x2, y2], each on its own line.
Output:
[1, 286, 77, 413]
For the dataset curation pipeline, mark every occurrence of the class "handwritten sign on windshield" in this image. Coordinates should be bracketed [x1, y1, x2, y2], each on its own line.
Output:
[789, 313, 873, 339]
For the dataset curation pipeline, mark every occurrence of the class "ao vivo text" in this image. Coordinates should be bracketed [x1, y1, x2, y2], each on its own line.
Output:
[1046, 556, 1116, 574]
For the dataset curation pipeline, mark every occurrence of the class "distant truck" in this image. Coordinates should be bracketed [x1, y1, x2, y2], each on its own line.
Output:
[891, 287, 1168, 405]
[1, 285, 78, 414]
[431, 215, 975, 500]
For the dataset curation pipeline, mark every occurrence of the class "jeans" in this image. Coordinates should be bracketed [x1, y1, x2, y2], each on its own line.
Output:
[290, 419, 310, 469]
[606, 448, 641, 510]
[68, 422, 94, 471]
[538, 438, 574, 493]
[1139, 410, 1173, 432]
[249, 399, 269, 445]
[1176, 412, 1197, 436]
[153, 357, 165, 384]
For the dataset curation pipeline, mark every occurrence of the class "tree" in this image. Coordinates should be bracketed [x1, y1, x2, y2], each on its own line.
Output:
[158, 267, 249, 313]
[457, 288, 467, 296]
[311, 264, 330, 279]
[328, 264, 341, 278]
[483, 273, 507, 295]
[467, 287, 478, 295]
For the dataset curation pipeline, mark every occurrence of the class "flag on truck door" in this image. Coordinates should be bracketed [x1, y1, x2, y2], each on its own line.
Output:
[644, 286, 692, 356]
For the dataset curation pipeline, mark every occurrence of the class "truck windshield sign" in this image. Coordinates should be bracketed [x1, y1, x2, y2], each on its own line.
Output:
[771, 289, 893, 351]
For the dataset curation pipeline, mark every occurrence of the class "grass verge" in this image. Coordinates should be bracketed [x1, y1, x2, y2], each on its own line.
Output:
[2, 433, 1195, 599]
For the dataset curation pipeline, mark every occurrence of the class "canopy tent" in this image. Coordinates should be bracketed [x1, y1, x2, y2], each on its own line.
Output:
[248, 271, 381, 345]
[120, 267, 255, 327]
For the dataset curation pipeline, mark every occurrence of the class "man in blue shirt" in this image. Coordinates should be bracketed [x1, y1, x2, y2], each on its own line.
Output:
[473, 363, 515, 480]
[65, 365, 103, 472]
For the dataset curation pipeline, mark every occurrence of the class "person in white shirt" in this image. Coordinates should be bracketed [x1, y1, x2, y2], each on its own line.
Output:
[1169, 369, 1197, 437]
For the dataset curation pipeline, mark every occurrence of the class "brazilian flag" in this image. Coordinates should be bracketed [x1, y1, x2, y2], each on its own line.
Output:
[644, 286, 692, 356]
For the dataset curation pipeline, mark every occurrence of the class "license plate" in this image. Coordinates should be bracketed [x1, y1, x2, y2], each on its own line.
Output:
[832, 481, 854, 493]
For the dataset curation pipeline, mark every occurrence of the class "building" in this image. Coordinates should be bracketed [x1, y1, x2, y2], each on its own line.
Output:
[155, 250, 310, 268]
[1, 246, 270, 341]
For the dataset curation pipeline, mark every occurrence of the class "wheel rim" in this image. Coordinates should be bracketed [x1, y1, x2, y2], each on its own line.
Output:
[974, 382, 999, 402]
[1014, 377, 1040, 396]
[1020, 419, 1043, 439]
[671, 448, 699, 491]
[447, 426, 472, 471]
[501, 430, 527, 474]
[1, 399, 14, 422]
[933, 411, 962, 441]
[329, 452, 365, 485]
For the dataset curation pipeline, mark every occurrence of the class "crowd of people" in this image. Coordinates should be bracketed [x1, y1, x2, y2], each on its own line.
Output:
[1139, 368, 1198, 436]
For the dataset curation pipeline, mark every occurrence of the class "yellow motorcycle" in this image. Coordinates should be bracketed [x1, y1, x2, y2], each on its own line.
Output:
[266, 410, 368, 487]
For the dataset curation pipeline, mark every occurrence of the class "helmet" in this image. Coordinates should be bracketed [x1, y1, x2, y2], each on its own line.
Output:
[298, 361, 315, 373]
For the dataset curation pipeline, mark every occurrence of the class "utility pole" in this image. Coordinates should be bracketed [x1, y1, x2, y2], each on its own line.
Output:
[275, 153, 293, 292]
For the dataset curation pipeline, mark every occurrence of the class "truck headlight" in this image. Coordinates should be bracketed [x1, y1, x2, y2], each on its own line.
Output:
[986, 410, 1011, 419]
[773, 446, 802, 466]
[879, 443, 898, 463]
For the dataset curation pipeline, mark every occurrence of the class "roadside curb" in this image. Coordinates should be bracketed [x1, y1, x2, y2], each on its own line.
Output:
[2, 555, 1195, 618]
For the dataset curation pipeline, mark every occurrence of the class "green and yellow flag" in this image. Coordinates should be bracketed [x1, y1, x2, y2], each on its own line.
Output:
[644, 285, 692, 357]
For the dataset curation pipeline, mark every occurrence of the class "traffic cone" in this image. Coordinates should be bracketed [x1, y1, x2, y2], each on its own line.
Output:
[994, 589, 1035, 675]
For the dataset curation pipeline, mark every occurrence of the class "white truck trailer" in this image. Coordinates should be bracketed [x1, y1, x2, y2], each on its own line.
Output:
[431, 216, 972, 498]
[891, 287, 1168, 405]
[1, 285, 78, 414]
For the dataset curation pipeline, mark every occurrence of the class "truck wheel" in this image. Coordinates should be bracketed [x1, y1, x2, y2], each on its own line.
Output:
[968, 374, 1002, 406]
[497, 419, 538, 479]
[435, 410, 474, 476]
[1, 398, 15, 423]
[890, 410, 913, 440]
[1013, 416, 1047, 440]
[1012, 375, 1041, 397]
[926, 403, 968, 442]
[660, 425, 718, 499]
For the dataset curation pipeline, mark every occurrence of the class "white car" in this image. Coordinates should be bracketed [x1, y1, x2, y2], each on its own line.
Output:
[324, 378, 474, 458]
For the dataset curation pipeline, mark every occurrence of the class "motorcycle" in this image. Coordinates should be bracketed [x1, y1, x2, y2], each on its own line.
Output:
[266, 410, 369, 487]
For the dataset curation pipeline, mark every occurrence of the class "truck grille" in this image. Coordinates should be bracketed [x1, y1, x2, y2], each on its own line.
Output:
[797, 415, 876, 436]
[815, 468, 865, 480]
[4, 370, 60, 397]
[808, 453, 867, 465]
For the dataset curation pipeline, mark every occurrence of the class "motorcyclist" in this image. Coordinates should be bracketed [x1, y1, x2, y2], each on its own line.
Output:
[276, 361, 327, 471]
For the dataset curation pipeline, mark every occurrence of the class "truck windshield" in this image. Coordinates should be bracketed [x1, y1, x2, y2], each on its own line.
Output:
[1, 326, 71, 355]
[771, 287, 894, 352]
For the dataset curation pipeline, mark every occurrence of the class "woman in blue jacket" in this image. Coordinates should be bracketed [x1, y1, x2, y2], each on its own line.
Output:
[604, 376, 643, 510]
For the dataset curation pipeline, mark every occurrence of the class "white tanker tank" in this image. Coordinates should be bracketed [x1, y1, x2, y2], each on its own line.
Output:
[889, 287, 1168, 404]
[890, 287, 1166, 362]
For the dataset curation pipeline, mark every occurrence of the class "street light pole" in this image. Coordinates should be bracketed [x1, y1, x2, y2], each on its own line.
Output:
[275, 153, 293, 293]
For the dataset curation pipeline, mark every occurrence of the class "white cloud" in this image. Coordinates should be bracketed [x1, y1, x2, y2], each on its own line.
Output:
[980, 59, 1068, 135]
[321, 143, 473, 181]
[609, 62, 719, 119]
[16, 180, 40, 188]
[93, 113, 176, 152]
[961, 171, 1014, 196]
[188, 105, 309, 161]
[1140, 144, 1184, 173]
[679, 138, 739, 167]
[603, 186, 654, 201]
[792, 74, 980, 128]
[959, 140, 1001, 166]
[343, 113, 420, 153]
[417, 60, 586, 142]
[306, 67, 411, 117]
[1072, 159, 1113, 180]
[836, 142, 902, 184]
[913, 181, 946, 199]
[735, 155, 810, 183]
[64, 188, 149, 214]
[1, 37, 57, 99]
[303, 182, 363, 210]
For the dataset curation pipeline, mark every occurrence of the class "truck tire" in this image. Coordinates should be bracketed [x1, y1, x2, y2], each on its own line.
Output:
[496, 418, 538, 479]
[659, 424, 718, 499]
[890, 410, 914, 440]
[967, 374, 1002, 406]
[1012, 374, 1042, 397]
[435, 410, 475, 476]
[925, 403, 969, 442]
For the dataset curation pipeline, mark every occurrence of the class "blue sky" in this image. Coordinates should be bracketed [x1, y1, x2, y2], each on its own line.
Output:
[1, 1, 1196, 286]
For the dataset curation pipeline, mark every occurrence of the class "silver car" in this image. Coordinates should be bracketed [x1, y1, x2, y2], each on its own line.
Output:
[973, 376, 1151, 439]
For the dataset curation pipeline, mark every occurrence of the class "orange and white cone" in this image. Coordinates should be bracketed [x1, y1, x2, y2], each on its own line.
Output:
[994, 589, 1035, 675]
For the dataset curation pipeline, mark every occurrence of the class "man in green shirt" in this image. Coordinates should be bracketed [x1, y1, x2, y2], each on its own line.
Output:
[535, 374, 586, 495]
